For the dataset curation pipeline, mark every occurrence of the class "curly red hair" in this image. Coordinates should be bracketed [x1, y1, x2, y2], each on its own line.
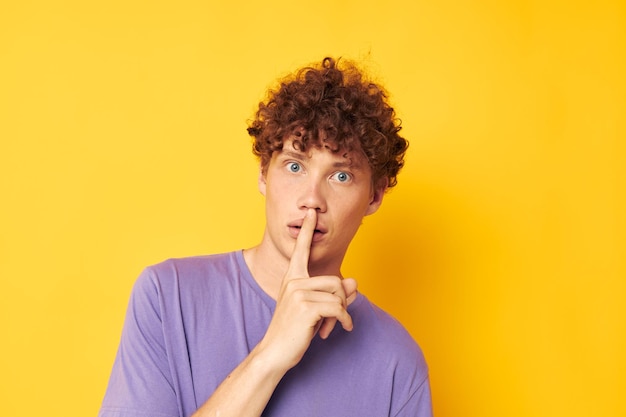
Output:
[247, 57, 408, 189]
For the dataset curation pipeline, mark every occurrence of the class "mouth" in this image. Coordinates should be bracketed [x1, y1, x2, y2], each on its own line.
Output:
[288, 222, 327, 241]
[293, 225, 324, 234]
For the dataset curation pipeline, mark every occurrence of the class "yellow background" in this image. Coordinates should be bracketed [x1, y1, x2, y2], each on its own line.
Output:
[1, 1, 624, 416]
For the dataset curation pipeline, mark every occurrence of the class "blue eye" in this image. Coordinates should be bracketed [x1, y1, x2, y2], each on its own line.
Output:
[333, 171, 351, 182]
[288, 162, 301, 173]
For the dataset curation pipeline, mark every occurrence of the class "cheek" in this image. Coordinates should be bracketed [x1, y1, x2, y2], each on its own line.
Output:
[335, 201, 369, 228]
[265, 180, 293, 215]
[266, 171, 294, 192]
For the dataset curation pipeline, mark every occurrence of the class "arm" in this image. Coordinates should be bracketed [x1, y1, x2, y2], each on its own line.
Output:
[192, 209, 357, 417]
[393, 375, 433, 417]
[190, 344, 284, 417]
[99, 269, 181, 417]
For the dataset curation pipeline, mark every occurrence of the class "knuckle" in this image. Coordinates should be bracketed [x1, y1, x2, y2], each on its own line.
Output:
[329, 303, 345, 316]
[291, 288, 306, 302]
[284, 279, 301, 292]
[328, 275, 342, 285]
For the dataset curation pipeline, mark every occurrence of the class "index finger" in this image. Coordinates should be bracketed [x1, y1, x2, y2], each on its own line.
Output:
[285, 208, 317, 278]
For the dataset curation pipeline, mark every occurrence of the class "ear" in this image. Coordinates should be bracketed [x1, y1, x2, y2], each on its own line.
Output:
[365, 180, 387, 216]
[258, 167, 267, 196]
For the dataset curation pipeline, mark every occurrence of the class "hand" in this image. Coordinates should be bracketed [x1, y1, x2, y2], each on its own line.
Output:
[259, 208, 358, 371]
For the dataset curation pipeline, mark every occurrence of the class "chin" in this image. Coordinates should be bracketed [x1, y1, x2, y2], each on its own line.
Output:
[310, 247, 345, 269]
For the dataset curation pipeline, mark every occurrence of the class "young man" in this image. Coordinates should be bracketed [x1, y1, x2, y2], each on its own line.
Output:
[99, 57, 432, 417]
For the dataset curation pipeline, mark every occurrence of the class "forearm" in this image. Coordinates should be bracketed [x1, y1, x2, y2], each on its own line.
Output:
[192, 344, 287, 417]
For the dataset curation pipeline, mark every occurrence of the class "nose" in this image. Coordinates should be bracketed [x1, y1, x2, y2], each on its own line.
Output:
[297, 178, 327, 213]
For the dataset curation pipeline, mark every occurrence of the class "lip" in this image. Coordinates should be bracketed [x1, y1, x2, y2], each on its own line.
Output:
[287, 219, 327, 242]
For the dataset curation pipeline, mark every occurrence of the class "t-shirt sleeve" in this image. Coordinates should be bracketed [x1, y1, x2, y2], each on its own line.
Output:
[99, 267, 180, 417]
[392, 374, 434, 417]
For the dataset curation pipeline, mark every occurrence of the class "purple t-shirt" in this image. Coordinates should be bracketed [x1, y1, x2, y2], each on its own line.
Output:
[99, 251, 432, 417]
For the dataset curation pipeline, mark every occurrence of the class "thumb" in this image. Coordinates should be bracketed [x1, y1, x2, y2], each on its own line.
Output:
[342, 278, 358, 306]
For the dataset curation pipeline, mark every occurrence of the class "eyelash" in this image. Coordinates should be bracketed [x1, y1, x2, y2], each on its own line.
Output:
[332, 171, 351, 183]
[285, 162, 352, 183]
[287, 162, 301, 173]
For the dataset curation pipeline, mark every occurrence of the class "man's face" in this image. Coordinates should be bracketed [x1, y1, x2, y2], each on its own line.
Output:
[258, 138, 385, 273]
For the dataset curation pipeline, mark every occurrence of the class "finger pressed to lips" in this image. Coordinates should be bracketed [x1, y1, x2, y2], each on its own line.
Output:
[288, 226, 326, 241]
[283, 209, 356, 339]
[285, 209, 317, 278]
[287, 207, 327, 241]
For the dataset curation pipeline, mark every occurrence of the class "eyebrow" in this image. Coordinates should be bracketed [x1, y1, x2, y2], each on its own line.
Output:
[280, 150, 307, 160]
[279, 149, 363, 169]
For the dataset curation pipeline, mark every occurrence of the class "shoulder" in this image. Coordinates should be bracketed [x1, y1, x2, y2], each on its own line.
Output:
[351, 295, 423, 347]
[320, 294, 431, 415]
[349, 294, 429, 375]
[355, 295, 432, 415]
[137, 251, 240, 285]
[131, 251, 243, 303]
[145, 251, 240, 278]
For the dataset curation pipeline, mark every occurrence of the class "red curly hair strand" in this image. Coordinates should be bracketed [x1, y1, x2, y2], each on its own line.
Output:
[247, 57, 408, 189]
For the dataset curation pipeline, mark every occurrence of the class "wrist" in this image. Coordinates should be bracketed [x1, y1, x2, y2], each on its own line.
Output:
[251, 337, 296, 378]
